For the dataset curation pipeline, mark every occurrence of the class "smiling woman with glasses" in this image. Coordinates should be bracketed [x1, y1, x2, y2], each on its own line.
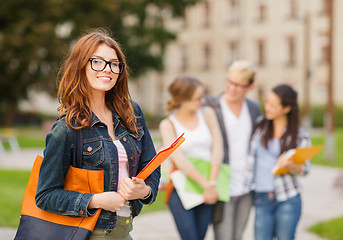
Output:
[35, 30, 160, 240]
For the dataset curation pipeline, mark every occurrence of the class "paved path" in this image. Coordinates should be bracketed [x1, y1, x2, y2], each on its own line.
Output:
[1, 149, 343, 240]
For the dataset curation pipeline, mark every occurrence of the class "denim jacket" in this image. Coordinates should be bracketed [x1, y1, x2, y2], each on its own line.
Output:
[35, 102, 160, 230]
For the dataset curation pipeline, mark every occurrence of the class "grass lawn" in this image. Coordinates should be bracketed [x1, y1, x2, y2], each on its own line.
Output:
[1, 127, 45, 149]
[140, 190, 168, 214]
[0, 166, 168, 229]
[1, 168, 168, 229]
[308, 216, 343, 240]
[1, 127, 342, 233]
[0, 170, 30, 228]
[310, 128, 343, 168]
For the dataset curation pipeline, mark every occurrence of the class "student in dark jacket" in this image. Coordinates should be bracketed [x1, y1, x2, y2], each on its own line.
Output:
[206, 60, 261, 240]
[36, 30, 160, 240]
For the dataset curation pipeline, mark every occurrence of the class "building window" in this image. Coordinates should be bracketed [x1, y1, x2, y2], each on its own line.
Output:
[180, 46, 188, 71]
[228, 41, 239, 66]
[320, 0, 329, 15]
[319, 33, 329, 64]
[286, 36, 296, 66]
[203, 1, 210, 27]
[203, 43, 211, 70]
[288, 0, 298, 19]
[181, 9, 188, 29]
[256, 0, 267, 22]
[228, 0, 239, 24]
[256, 40, 265, 66]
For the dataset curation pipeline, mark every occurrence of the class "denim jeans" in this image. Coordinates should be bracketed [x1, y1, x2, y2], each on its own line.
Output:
[253, 192, 301, 240]
[169, 190, 214, 240]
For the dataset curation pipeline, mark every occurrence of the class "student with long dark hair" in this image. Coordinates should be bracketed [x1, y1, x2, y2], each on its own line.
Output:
[243, 84, 311, 240]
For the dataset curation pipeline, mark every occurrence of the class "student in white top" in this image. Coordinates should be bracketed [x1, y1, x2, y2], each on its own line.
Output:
[206, 61, 261, 240]
[159, 75, 223, 240]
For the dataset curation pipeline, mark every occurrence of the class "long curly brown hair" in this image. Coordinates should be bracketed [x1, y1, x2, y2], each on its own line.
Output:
[57, 30, 137, 132]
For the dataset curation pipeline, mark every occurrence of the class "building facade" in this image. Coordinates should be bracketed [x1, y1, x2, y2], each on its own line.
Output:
[131, 0, 343, 116]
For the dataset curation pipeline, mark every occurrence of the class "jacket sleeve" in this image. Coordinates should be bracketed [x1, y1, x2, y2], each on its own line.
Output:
[35, 120, 94, 217]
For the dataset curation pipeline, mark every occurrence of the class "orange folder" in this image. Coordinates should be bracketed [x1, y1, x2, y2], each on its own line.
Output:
[273, 145, 324, 175]
[136, 133, 185, 180]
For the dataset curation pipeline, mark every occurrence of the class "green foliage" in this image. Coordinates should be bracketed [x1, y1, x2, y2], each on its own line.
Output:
[310, 105, 343, 128]
[0, 170, 30, 228]
[0, 0, 200, 124]
[309, 216, 343, 240]
[144, 112, 166, 130]
[310, 129, 343, 168]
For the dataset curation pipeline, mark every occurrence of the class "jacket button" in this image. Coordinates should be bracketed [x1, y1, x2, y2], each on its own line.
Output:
[80, 210, 84, 215]
[87, 146, 92, 152]
[123, 137, 127, 142]
[130, 156, 134, 161]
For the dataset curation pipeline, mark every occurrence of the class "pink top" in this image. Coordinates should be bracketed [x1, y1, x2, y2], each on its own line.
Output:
[113, 140, 130, 217]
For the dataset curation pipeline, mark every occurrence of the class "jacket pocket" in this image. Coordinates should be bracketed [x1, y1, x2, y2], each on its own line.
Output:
[82, 140, 105, 167]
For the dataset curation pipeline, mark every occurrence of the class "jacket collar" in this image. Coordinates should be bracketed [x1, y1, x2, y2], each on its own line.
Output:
[89, 110, 120, 128]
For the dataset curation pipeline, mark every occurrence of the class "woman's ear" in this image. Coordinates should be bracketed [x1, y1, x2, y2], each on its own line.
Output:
[283, 105, 291, 115]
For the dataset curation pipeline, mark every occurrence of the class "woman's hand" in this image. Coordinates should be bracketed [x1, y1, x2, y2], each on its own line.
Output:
[203, 183, 218, 204]
[88, 192, 126, 212]
[118, 177, 151, 201]
[277, 154, 302, 175]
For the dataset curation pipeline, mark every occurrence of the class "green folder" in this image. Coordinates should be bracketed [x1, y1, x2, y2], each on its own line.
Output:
[185, 157, 230, 202]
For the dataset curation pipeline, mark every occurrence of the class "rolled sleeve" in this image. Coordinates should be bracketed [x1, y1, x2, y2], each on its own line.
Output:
[35, 121, 96, 217]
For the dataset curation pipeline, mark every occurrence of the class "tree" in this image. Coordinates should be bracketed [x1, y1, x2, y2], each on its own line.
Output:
[0, 0, 199, 125]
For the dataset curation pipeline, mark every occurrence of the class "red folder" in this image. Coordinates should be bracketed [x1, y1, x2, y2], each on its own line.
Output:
[136, 133, 185, 180]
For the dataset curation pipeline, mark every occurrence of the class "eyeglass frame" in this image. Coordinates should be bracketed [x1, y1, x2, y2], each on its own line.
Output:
[88, 58, 125, 74]
[227, 78, 252, 89]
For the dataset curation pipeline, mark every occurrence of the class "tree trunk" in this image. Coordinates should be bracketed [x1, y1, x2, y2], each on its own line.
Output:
[3, 101, 18, 126]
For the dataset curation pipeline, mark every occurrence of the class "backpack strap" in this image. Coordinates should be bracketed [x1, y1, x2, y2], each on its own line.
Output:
[73, 129, 83, 168]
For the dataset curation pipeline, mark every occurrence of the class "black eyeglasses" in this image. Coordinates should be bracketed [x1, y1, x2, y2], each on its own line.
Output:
[88, 58, 125, 74]
[227, 79, 251, 89]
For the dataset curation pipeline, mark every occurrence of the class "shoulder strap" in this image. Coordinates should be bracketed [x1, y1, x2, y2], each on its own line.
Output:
[73, 129, 83, 168]
[167, 118, 177, 135]
[206, 96, 229, 164]
[167, 118, 177, 169]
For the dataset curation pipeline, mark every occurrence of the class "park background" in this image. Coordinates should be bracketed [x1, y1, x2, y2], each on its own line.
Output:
[1, 0, 343, 239]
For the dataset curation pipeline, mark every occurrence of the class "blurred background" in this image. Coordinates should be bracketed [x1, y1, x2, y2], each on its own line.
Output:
[0, 0, 343, 239]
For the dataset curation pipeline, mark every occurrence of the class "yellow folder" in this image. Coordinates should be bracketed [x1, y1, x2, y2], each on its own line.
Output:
[272, 145, 323, 175]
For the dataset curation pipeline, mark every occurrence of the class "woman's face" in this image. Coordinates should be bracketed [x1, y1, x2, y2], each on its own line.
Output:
[86, 44, 119, 95]
[181, 86, 205, 112]
[264, 91, 290, 120]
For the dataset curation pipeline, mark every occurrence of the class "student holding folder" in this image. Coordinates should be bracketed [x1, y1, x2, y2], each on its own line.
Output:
[35, 30, 160, 240]
[243, 84, 311, 240]
[159, 75, 223, 240]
